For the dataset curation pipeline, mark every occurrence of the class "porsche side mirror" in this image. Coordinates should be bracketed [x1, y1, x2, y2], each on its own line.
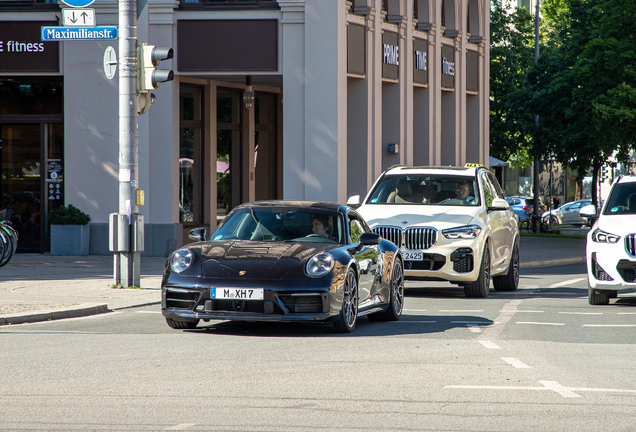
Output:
[189, 228, 207, 242]
[488, 198, 510, 211]
[359, 232, 381, 246]
[347, 195, 361, 207]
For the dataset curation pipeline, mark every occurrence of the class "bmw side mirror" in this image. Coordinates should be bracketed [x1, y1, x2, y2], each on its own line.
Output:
[347, 195, 361, 207]
[188, 228, 207, 242]
[359, 232, 381, 246]
[579, 204, 597, 218]
[488, 198, 510, 211]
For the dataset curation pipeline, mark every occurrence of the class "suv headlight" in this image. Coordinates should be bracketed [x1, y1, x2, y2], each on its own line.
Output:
[442, 225, 482, 239]
[305, 253, 335, 278]
[170, 248, 193, 273]
[591, 228, 620, 244]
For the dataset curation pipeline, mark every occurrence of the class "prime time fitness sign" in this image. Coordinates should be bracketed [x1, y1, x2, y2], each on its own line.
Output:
[0, 21, 59, 72]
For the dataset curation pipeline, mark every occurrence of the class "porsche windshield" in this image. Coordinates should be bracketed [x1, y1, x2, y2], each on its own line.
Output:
[367, 175, 480, 206]
[213, 207, 344, 243]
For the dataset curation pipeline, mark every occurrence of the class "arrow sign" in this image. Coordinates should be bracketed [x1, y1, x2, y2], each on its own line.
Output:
[62, 8, 96, 27]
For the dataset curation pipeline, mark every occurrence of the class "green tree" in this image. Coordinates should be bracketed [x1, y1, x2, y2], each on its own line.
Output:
[527, 0, 636, 204]
[489, 0, 536, 167]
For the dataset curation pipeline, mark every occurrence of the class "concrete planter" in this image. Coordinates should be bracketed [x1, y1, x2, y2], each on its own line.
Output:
[50, 224, 90, 256]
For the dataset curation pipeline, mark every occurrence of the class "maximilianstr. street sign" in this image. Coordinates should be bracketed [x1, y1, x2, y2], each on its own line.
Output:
[41, 26, 118, 41]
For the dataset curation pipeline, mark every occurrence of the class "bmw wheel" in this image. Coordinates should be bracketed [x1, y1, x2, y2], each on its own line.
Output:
[493, 244, 519, 292]
[588, 285, 610, 305]
[464, 245, 490, 298]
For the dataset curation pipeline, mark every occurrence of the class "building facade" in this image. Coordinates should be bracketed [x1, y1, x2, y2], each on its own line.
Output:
[0, 0, 490, 256]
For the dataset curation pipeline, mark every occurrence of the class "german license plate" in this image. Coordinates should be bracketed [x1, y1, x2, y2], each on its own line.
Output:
[402, 251, 423, 261]
[211, 288, 264, 300]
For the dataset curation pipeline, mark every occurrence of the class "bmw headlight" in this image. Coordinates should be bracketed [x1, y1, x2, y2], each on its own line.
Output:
[591, 228, 620, 244]
[442, 225, 482, 239]
[305, 253, 335, 278]
[170, 248, 193, 273]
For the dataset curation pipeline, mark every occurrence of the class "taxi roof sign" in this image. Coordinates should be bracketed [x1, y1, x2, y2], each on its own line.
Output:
[464, 163, 484, 168]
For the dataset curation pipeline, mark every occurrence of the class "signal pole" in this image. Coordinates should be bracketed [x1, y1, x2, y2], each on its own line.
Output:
[532, 0, 541, 232]
[113, 0, 141, 286]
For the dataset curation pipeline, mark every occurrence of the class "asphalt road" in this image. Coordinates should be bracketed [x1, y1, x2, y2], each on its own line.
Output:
[2, 263, 635, 432]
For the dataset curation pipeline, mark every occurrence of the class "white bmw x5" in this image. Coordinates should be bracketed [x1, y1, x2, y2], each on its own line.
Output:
[583, 175, 636, 305]
[348, 165, 520, 298]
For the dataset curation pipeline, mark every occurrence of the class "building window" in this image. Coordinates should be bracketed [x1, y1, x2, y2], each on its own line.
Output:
[179, 0, 279, 9]
[179, 86, 203, 224]
[0, 0, 59, 10]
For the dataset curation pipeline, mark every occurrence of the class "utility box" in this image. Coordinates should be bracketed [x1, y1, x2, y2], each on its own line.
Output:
[109, 213, 129, 252]
[131, 213, 144, 252]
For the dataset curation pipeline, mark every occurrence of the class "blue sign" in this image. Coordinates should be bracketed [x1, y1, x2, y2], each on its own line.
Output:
[41, 26, 118, 41]
[61, 0, 96, 7]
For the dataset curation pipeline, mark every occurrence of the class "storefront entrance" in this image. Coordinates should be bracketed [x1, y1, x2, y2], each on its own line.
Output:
[0, 77, 64, 253]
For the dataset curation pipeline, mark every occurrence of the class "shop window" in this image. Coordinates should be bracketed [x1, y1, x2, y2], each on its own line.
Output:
[179, 86, 203, 224]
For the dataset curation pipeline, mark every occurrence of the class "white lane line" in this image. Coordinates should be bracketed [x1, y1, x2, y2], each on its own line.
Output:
[135, 311, 162, 314]
[466, 324, 481, 333]
[445, 385, 549, 392]
[582, 324, 636, 327]
[403, 309, 427, 312]
[479, 340, 500, 349]
[439, 310, 484, 312]
[618, 312, 636, 315]
[549, 278, 586, 288]
[166, 424, 197, 431]
[539, 381, 581, 398]
[501, 357, 531, 369]
[559, 311, 603, 315]
[478, 299, 520, 341]
[499, 310, 544, 313]
[571, 387, 636, 394]
[516, 322, 565, 326]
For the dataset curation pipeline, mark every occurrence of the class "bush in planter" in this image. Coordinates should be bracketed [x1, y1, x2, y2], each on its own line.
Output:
[49, 204, 91, 225]
[49, 205, 91, 256]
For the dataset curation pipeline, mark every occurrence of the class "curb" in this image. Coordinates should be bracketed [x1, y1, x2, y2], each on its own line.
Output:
[0, 303, 108, 326]
[520, 257, 586, 269]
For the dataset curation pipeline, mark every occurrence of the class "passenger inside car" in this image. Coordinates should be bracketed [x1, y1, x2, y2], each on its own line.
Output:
[387, 178, 423, 203]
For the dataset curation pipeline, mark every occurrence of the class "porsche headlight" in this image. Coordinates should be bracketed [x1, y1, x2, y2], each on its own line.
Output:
[591, 228, 620, 244]
[305, 253, 335, 278]
[170, 248, 193, 273]
[442, 225, 482, 239]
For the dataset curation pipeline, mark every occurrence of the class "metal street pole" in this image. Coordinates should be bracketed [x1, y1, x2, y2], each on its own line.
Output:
[115, 0, 140, 286]
[532, 0, 541, 232]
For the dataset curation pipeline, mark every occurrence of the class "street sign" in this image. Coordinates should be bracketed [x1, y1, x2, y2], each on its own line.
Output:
[62, 8, 96, 27]
[103, 46, 117, 80]
[61, 0, 96, 7]
[41, 26, 118, 41]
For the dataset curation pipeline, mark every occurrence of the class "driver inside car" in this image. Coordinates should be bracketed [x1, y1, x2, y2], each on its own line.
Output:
[311, 214, 336, 241]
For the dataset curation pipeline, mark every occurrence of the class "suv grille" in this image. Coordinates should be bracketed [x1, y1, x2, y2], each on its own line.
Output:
[372, 226, 437, 249]
[626, 234, 636, 256]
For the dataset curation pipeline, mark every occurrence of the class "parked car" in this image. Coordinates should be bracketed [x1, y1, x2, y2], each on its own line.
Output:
[541, 199, 592, 226]
[505, 196, 546, 222]
[583, 175, 636, 305]
[348, 165, 520, 298]
[161, 201, 404, 333]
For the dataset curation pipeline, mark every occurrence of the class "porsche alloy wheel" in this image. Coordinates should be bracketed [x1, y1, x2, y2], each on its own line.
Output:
[331, 270, 358, 333]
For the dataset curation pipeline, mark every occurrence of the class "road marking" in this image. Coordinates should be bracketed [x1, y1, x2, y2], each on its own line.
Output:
[582, 324, 636, 327]
[499, 310, 544, 313]
[166, 424, 197, 431]
[549, 278, 587, 288]
[501, 357, 531, 368]
[559, 311, 603, 315]
[445, 384, 549, 391]
[466, 324, 481, 333]
[135, 311, 161, 314]
[479, 340, 500, 349]
[516, 321, 565, 326]
[403, 309, 427, 312]
[539, 380, 581, 398]
[571, 387, 636, 394]
[439, 309, 484, 312]
[618, 312, 636, 315]
[479, 299, 521, 341]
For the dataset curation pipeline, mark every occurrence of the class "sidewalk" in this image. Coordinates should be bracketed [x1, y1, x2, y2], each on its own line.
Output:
[0, 235, 587, 326]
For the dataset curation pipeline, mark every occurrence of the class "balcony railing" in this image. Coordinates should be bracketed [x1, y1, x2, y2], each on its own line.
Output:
[0, 0, 60, 10]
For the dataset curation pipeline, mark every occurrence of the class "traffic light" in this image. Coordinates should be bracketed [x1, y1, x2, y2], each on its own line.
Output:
[137, 43, 174, 115]
[600, 165, 609, 182]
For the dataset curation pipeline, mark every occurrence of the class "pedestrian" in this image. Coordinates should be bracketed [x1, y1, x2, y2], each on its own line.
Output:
[552, 195, 560, 209]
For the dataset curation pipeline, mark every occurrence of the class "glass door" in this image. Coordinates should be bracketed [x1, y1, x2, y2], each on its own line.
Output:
[216, 89, 242, 222]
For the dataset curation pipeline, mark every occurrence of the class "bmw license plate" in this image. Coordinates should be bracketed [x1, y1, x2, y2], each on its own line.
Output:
[402, 250, 423, 261]
[211, 288, 264, 300]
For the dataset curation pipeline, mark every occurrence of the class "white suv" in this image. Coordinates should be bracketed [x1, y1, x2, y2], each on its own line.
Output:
[348, 165, 520, 298]
[583, 175, 636, 305]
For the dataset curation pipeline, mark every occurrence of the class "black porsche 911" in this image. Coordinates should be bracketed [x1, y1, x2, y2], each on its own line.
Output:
[161, 201, 404, 333]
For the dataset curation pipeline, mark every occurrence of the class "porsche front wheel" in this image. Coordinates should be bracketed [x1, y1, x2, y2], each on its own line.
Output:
[330, 270, 358, 333]
[166, 318, 200, 330]
[369, 258, 404, 322]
